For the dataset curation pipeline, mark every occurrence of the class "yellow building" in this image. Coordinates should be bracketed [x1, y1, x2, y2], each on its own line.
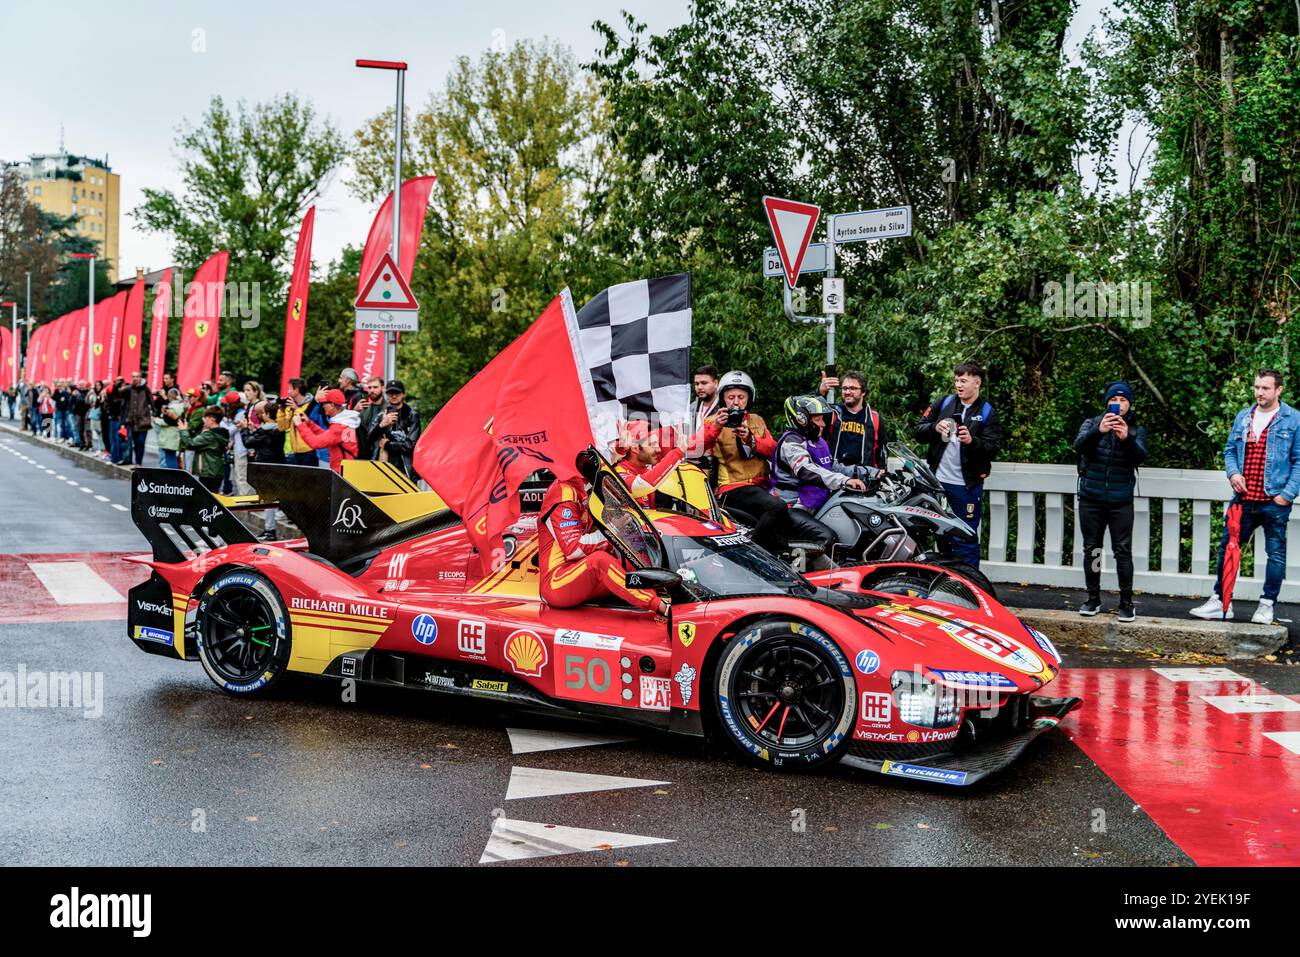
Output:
[18, 152, 120, 279]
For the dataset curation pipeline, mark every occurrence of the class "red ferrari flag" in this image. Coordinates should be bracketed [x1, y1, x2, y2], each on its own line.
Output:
[280, 208, 315, 395]
[414, 290, 595, 570]
[101, 289, 128, 381]
[26, 322, 45, 383]
[53, 311, 77, 380]
[119, 277, 146, 377]
[0, 326, 12, 388]
[176, 252, 229, 392]
[351, 176, 436, 380]
[71, 308, 89, 383]
[146, 269, 174, 392]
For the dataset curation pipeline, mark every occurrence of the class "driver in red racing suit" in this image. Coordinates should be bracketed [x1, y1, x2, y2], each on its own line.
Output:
[537, 452, 669, 616]
[613, 422, 685, 508]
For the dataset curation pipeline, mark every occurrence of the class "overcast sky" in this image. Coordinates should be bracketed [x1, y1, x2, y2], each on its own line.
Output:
[2, 0, 1122, 284]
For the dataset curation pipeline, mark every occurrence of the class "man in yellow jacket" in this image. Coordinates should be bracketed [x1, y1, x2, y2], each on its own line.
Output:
[276, 377, 320, 465]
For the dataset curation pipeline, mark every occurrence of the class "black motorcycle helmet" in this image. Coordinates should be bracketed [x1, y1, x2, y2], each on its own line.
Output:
[784, 394, 834, 441]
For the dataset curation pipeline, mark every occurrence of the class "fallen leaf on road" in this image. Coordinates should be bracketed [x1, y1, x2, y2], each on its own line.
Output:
[874, 823, 893, 830]
[149, 759, 164, 766]
[440, 743, 459, 750]
[245, 816, 257, 822]
[594, 843, 614, 850]
[395, 839, 407, 848]
[614, 860, 630, 867]
[419, 764, 432, 769]
[824, 825, 838, 832]
[916, 823, 931, 829]
[653, 789, 670, 795]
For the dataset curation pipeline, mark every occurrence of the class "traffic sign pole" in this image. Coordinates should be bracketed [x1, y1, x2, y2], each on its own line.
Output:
[357, 58, 409, 383]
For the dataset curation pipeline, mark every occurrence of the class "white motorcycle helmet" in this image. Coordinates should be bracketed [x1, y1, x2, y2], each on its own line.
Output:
[718, 370, 755, 407]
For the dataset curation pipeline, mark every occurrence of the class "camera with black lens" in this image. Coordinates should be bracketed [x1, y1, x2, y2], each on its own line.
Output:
[725, 407, 746, 428]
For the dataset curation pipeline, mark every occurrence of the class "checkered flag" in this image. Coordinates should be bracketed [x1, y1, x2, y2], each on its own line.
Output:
[571, 273, 692, 449]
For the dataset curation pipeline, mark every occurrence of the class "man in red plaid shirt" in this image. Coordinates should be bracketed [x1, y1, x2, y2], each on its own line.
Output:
[1192, 369, 1300, 623]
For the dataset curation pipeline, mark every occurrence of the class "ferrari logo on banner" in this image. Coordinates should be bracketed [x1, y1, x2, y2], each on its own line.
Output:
[128, 334, 138, 348]
[676, 622, 696, 648]
[292, 297, 302, 321]
[194, 322, 208, 339]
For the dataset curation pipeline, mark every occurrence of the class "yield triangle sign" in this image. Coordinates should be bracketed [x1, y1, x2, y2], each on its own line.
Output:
[763, 196, 821, 288]
[355, 251, 418, 310]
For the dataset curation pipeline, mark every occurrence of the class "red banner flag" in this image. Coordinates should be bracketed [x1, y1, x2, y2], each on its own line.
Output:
[177, 252, 229, 392]
[0, 326, 12, 388]
[281, 208, 315, 395]
[146, 270, 174, 392]
[101, 289, 127, 382]
[351, 176, 436, 380]
[53, 311, 77, 381]
[71, 308, 89, 383]
[26, 322, 45, 383]
[119, 278, 146, 378]
[413, 289, 596, 570]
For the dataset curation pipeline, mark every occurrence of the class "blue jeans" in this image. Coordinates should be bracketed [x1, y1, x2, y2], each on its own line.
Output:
[288, 451, 319, 466]
[1213, 498, 1291, 602]
[940, 482, 984, 569]
[131, 430, 147, 465]
[160, 449, 179, 469]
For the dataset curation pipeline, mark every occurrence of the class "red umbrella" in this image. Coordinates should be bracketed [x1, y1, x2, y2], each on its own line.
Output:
[1219, 501, 1243, 619]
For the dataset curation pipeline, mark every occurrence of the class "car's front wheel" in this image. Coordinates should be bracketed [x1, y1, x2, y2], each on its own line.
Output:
[195, 569, 292, 696]
[712, 619, 856, 770]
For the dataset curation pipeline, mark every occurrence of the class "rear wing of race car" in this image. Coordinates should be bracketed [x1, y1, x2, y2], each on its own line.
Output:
[130, 468, 259, 564]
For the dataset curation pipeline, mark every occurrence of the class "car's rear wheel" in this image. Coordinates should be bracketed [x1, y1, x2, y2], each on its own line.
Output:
[712, 619, 856, 770]
[195, 570, 291, 696]
[860, 564, 989, 611]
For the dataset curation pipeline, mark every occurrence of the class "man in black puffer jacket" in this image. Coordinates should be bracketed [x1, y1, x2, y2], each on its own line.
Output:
[1074, 381, 1149, 621]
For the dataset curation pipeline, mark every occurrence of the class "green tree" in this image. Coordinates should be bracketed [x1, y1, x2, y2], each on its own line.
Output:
[132, 94, 348, 386]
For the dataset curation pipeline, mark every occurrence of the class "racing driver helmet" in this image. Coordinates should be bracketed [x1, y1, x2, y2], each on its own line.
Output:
[784, 394, 834, 440]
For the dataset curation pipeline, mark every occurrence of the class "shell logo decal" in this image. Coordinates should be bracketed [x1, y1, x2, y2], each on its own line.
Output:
[504, 629, 547, 677]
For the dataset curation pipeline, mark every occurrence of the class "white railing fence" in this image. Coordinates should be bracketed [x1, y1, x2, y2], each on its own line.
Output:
[981, 463, 1300, 602]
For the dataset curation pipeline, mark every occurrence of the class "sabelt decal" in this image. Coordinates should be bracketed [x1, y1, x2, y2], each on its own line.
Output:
[880, 760, 968, 786]
[471, 678, 509, 693]
[504, 629, 548, 677]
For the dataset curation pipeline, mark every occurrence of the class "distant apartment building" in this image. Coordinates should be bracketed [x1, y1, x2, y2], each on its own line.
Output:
[12, 151, 120, 278]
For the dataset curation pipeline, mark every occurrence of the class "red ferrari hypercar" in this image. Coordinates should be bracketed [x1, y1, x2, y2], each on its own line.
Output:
[125, 456, 1078, 786]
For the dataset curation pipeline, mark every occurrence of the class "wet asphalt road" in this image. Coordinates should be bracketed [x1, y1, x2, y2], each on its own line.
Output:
[1, 423, 1294, 866]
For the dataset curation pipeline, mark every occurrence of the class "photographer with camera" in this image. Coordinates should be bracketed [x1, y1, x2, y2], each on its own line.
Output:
[363, 379, 421, 479]
[914, 361, 1003, 569]
[1074, 382, 1149, 620]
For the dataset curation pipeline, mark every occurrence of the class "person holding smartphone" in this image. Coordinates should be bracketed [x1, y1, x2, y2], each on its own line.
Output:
[1074, 381, 1149, 620]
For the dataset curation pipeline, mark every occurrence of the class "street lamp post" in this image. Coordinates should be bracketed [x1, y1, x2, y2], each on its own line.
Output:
[356, 57, 408, 382]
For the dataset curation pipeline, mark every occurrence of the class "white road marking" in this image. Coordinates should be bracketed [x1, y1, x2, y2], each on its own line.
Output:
[478, 818, 672, 864]
[28, 561, 125, 605]
[506, 727, 635, 755]
[55, 474, 66, 480]
[505, 766, 669, 801]
[79, 487, 93, 493]
[94, 495, 109, 502]
[111, 504, 128, 512]
[42, 468, 54, 474]
[1263, 731, 1300, 755]
[1201, 694, 1300, 714]
[1151, 667, 1247, 683]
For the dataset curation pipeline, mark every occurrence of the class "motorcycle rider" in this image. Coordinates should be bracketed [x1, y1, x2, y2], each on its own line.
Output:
[701, 370, 791, 554]
[538, 451, 669, 616]
[771, 395, 875, 559]
[817, 368, 891, 469]
[613, 421, 685, 508]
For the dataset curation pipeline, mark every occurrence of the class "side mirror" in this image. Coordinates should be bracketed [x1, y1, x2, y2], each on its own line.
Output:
[625, 569, 682, 591]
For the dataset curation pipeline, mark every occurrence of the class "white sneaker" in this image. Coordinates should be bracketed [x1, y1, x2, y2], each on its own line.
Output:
[1252, 599, 1275, 625]
[1190, 596, 1233, 620]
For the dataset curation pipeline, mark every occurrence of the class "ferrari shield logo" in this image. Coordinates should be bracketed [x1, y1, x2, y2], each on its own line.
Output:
[128, 333, 138, 348]
[92, 343, 103, 355]
[676, 621, 696, 648]
[292, 297, 302, 321]
[193, 321, 208, 339]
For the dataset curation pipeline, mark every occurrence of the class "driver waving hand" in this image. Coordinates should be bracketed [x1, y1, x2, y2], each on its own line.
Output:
[537, 452, 669, 616]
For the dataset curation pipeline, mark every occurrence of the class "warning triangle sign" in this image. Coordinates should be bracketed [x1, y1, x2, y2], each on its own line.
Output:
[763, 196, 821, 288]
[355, 252, 418, 310]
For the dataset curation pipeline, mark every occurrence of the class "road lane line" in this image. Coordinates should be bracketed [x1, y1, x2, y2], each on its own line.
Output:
[506, 727, 635, 754]
[94, 495, 109, 502]
[478, 819, 672, 864]
[111, 504, 128, 511]
[28, 561, 126, 605]
[505, 767, 669, 800]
